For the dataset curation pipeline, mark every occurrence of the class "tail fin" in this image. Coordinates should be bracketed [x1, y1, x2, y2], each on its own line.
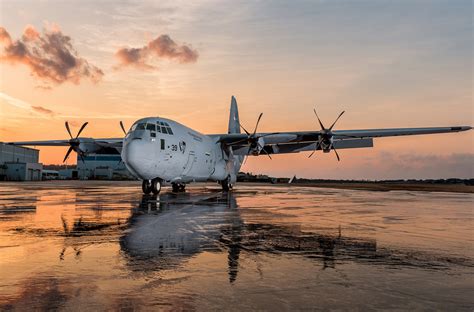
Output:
[228, 96, 241, 134]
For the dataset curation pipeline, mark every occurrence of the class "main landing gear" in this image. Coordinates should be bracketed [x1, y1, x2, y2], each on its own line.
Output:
[142, 178, 161, 195]
[220, 176, 233, 192]
[172, 183, 186, 193]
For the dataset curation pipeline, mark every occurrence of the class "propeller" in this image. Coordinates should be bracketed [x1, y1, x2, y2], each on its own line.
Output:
[229, 113, 272, 161]
[120, 121, 127, 135]
[63, 121, 88, 163]
[308, 109, 345, 161]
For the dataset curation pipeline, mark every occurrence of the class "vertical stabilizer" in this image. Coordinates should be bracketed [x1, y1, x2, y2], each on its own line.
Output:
[228, 96, 241, 134]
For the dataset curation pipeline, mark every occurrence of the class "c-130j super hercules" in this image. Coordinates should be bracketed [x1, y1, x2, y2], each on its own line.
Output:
[8, 96, 472, 194]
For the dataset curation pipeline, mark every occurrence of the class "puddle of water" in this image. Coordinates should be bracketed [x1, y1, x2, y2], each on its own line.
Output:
[0, 181, 473, 310]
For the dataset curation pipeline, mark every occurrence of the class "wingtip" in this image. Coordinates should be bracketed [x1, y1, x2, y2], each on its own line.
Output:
[451, 126, 472, 132]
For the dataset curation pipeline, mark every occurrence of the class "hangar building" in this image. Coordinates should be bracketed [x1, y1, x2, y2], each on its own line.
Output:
[75, 149, 134, 180]
[0, 143, 43, 181]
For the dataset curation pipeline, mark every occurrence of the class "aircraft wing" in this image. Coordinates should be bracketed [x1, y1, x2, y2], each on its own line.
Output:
[213, 126, 472, 156]
[6, 138, 123, 148]
[332, 126, 472, 139]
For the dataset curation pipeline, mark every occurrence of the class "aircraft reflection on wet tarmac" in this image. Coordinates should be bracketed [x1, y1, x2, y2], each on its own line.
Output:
[120, 192, 471, 284]
[0, 182, 473, 310]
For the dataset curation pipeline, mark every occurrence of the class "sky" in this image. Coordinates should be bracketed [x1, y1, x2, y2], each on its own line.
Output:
[0, 0, 472, 179]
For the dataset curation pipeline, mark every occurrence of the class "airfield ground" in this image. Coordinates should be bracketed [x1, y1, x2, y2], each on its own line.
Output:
[0, 181, 472, 310]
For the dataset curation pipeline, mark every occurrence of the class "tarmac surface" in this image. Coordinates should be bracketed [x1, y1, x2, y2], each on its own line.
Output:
[0, 181, 473, 310]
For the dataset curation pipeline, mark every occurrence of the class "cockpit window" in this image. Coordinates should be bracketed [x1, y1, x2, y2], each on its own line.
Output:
[131, 121, 173, 135]
[136, 123, 146, 130]
[156, 121, 174, 135]
[146, 124, 156, 131]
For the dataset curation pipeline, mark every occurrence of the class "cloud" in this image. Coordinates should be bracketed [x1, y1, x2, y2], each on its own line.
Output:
[0, 92, 56, 117]
[31, 105, 54, 116]
[0, 25, 104, 86]
[115, 34, 198, 69]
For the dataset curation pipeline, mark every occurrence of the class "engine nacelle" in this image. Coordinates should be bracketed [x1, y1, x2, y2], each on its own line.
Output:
[250, 137, 265, 155]
[320, 136, 334, 153]
[76, 138, 102, 155]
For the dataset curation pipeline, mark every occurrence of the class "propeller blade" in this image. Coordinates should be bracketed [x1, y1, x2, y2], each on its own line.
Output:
[328, 111, 345, 131]
[120, 121, 126, 135]
[260, 146, 272, 160]
[63, 146, 74, 163]
[333, 146, 341, 161]
[253, 113, 263, 135]
[237, 121, 251, 136]
[308, 140, 320, 158]
[79, 154, 85, 163]
[65, 121, 73, 139]
[76, 122, 89, 138]
[313, 108, 326, 130]
[246, 145, 252, 158]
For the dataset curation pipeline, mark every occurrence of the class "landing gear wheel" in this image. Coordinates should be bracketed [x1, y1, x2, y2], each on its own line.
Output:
[172, 183, 186, 193]
[151, 179, 162, 195]
[221, 176, 233, 192]
[142, 180, 152, 194]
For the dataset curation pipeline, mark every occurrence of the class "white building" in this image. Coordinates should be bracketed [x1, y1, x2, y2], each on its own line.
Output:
[0, 143, 42, 181]
[76, 152, 135, 180]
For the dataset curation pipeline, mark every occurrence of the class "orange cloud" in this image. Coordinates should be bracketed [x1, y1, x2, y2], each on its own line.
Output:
[115, 34, 198, 69]
[0, 25, 103, 86]
[31, 105, 54, 116]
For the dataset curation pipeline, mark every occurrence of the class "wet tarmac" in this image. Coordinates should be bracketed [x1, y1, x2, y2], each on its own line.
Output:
[0, 181, 473, 310]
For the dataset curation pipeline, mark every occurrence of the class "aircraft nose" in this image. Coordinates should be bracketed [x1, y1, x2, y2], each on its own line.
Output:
[122, 139, 150, 179]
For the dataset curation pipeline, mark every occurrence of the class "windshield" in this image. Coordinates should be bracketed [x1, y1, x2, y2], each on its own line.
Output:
[130, 121, 173, 135]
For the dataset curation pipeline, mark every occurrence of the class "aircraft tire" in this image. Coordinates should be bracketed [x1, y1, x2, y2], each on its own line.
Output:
[221, 177, 232, 192]
[142, 180, 152, 194]
[172, 183, 186, 192]
[151, 179, 161, 195]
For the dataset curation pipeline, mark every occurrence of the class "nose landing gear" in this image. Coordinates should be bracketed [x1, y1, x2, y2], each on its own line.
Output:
[172, 183, 186, 193]
[142, 178, 162, 195]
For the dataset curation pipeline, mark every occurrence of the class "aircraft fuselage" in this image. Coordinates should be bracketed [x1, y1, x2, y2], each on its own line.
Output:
[121, 117, 241, 185]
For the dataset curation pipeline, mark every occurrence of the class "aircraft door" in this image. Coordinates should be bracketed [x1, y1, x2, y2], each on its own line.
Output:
[182, 151, 195, 177]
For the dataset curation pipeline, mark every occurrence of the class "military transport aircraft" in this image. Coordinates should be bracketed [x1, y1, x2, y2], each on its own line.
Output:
[7, 96, 472, 194]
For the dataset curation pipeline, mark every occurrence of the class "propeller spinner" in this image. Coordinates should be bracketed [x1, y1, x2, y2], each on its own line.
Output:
[228, 113, 273, 162]
[308, 109, 345, 161]
[63, 121, 88, 163]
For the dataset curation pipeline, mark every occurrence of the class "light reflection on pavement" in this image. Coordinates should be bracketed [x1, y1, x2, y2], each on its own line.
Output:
[0, 181, 473, 310]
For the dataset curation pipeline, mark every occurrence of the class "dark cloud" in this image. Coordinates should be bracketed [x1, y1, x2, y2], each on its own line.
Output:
[31, 105, 54, 116]
[115, 34, 198, 69]
[0, 25, 104, 86]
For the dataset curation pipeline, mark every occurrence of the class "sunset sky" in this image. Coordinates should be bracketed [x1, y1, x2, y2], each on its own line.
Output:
[0, 0, 472, 179]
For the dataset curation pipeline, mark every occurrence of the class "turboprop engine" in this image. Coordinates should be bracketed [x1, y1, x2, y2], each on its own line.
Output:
[63, 121, 101, 162]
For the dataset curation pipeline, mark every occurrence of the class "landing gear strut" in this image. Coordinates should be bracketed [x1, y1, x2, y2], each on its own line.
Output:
[172, 183, 186, 193]
[220, 176, 233, 192]
[142, 179, 161, 195]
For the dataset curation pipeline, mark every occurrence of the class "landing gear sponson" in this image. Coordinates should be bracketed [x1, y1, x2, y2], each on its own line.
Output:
[142, 179, 161, 195]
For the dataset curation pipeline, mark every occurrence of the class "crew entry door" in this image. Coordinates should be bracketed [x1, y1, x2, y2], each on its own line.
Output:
[182, 151, 195, 177]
